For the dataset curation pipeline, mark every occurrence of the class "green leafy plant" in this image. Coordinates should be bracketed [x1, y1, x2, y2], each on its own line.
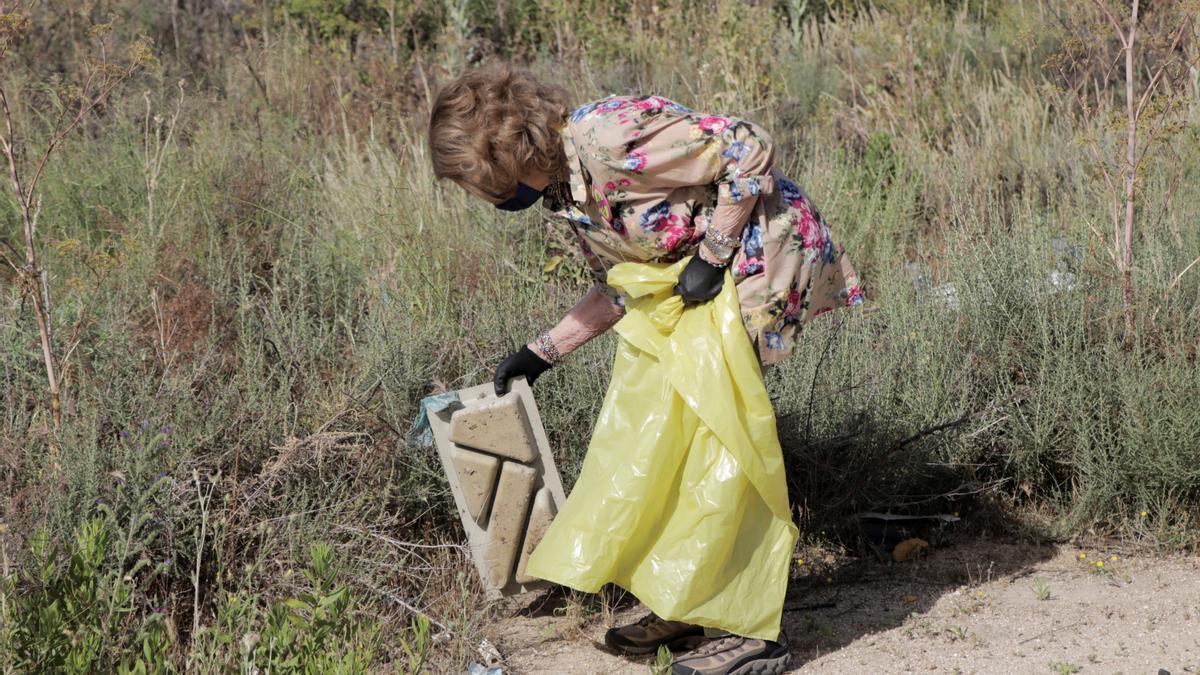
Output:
[243, 542, 379, 673]
[0, 519, 174, 673]
[649, 645, 674, 675]
[1032, 577, 1051, 601]
[397, 613, 432, 674]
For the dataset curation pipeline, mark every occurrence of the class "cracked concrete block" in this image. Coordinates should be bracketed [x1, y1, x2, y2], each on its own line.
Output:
[448, 396, 539, 463]
[483, 461, 537, 589]
[427, 377, 567, 597]
[449, 447, 500, 526]
[514, 487, 556, 585]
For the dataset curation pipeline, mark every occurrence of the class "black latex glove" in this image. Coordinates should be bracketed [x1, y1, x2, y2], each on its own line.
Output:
[493, 346, 552, 396]
[674, 254, 726, 303]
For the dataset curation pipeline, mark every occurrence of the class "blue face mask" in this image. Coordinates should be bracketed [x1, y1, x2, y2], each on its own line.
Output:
[495, 182, 544, 211]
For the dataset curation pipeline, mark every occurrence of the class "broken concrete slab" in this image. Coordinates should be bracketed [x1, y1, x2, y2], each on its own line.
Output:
[514, 487, 556, 585]
[450, 447, 500, 526]
[427, 376, 567, 597]
[448, 396, 539, 463]
[483, 461, 537, 589]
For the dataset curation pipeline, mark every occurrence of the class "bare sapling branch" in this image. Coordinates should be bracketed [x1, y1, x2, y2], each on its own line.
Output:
[143, 78, 186, 236]
[1057, 0, 1196, 350]
[1121, 0, 1138, 351]
[0, 3, 154, 434]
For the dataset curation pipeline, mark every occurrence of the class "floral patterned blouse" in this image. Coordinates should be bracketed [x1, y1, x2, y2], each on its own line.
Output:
[546, 94, 862, 365]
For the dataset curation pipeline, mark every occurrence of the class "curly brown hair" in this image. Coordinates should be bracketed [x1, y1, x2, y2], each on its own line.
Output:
[427, 63, 570, 201]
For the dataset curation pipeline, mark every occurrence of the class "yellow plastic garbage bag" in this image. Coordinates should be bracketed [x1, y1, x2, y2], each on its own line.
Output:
[525, 258, 799, 641]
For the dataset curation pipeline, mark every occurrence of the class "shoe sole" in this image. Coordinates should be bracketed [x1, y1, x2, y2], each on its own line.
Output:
[727, 652, 791, 675]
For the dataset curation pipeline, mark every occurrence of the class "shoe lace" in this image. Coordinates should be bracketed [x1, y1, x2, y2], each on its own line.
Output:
[634, 612, 661, 627]
[688, 635, 744, 658]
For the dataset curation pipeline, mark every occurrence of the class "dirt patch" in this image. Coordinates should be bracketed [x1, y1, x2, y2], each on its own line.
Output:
[486, 540, 1200, 673]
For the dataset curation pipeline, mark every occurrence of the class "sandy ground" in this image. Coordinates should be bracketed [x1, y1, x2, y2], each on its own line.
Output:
[485, 540, 1200, 674]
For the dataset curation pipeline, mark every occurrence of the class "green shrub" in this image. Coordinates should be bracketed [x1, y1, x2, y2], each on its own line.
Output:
[235, 542, 379, 673]
[0, 519, 173, 673]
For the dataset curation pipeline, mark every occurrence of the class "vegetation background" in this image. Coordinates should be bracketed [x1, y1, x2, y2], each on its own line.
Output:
[0, 0, 1197, 671]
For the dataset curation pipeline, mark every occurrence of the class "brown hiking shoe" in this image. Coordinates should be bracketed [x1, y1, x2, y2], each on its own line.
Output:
[670, 634, 791, 675]
[604, 613, 705, 655]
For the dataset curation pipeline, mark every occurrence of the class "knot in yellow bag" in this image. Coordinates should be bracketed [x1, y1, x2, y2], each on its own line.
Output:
[525, 259, 798, 641]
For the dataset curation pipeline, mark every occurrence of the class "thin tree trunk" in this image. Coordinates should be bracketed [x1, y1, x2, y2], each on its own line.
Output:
[389, 0, 399, 67]
[2, 90, 61, 427]
[170, 0, 181, 57]
[22, 208, 60, 427]
[1122, 0, 1139, 350]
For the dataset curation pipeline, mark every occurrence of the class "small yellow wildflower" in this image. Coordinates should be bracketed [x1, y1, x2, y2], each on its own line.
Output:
[1110, 555, 1118, 562]
[796, 559, 804, 566]
[1140, 511, 1148, 518]
[1077, 552, 1086, 560]
[1096, 561, 1104, 568]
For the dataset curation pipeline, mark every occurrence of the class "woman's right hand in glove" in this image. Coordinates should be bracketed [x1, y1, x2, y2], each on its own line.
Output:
[493, 346, 552, 396]
[674, 254, 726, 303]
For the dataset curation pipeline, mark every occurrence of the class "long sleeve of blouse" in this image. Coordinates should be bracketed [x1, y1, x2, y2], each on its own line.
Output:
[633, 112, 776, 241]
[559, 97, 778, 266]
[540, 97, 781, 359]
[530, 283, 624, 361]
[548, 95, 861, 366]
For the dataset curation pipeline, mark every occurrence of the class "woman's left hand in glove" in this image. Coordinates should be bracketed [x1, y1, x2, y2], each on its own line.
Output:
[674, 254, 726, 303]
[493, 346, 552, 396]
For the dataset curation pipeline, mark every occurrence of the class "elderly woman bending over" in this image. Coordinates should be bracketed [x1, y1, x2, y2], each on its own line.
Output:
[428, 64, 860, 675]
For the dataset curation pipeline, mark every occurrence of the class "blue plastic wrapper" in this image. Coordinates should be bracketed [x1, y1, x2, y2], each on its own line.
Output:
[407, 392, 461, 448]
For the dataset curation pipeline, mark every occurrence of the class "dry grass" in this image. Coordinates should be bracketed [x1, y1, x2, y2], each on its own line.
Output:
[0, 1, 1197, 671]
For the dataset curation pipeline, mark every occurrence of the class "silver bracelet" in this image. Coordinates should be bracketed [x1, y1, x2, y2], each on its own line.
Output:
[701, 238, 735, 263]
[704, 228, 741, 250]
[698, 243, 731, 268]
[534, 332, 561, 365]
